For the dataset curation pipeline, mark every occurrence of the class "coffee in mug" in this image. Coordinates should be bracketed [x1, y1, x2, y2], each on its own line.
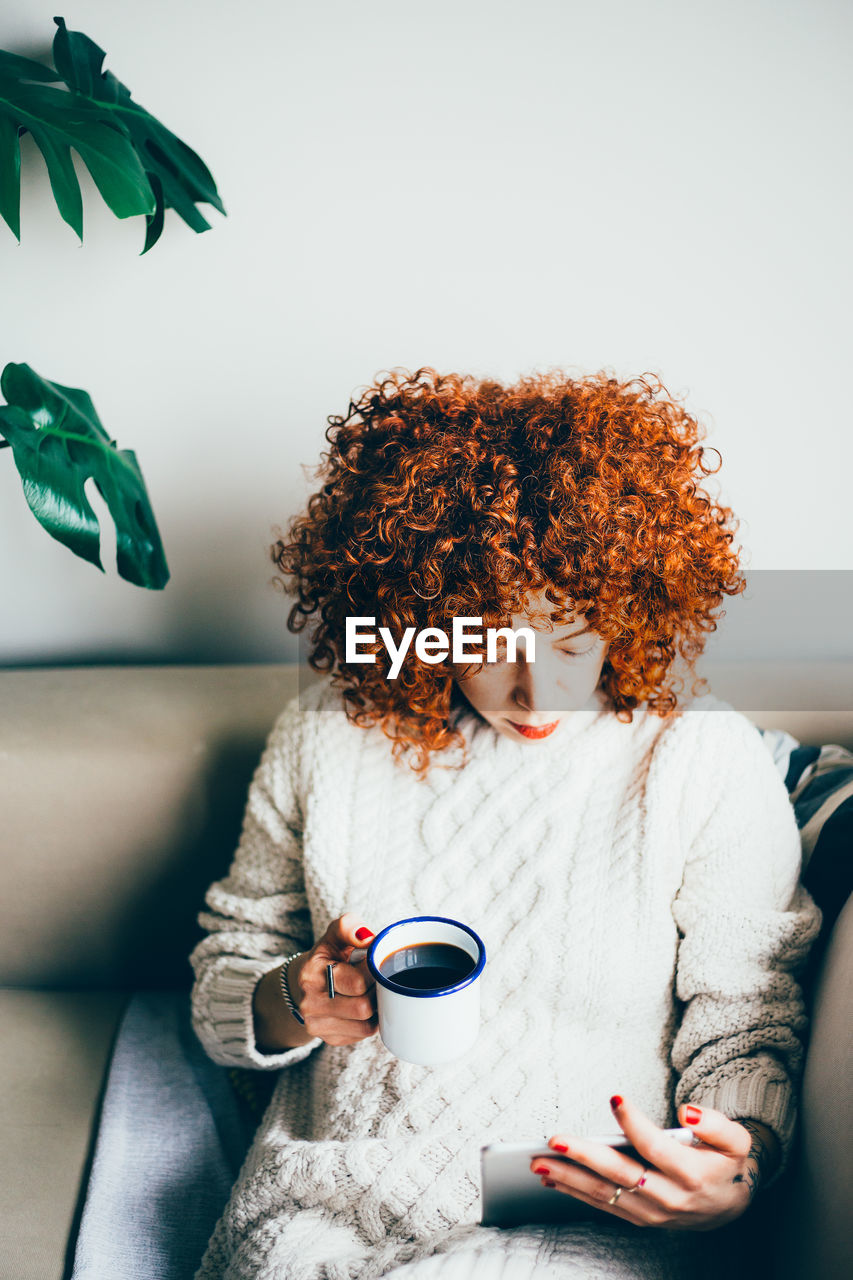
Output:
[367, 915, 486, 1066]
[379, 941, 477, 991]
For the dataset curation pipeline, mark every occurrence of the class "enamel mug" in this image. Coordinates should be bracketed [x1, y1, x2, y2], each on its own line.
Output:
[365, 915, 487, 1066]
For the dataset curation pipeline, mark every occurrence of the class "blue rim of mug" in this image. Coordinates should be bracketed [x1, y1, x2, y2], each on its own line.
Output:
[366, 915, 487, 998]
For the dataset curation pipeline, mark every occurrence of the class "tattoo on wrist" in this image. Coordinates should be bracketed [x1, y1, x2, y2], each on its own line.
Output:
[731, 1119, 776, 1201]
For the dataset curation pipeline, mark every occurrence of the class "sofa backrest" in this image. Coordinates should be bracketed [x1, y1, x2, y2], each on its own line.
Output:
[3, 666, 306, 989]
[3, 663, 852, 989]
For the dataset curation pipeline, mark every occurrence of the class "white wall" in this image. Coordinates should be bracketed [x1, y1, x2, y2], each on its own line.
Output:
[1, 0, 851, 666]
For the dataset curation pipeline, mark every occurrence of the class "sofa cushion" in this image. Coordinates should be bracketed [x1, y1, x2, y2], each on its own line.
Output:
[70, 990, 254, 1280]
[792, 746, 853, 998]
[760, 726, 853, 980]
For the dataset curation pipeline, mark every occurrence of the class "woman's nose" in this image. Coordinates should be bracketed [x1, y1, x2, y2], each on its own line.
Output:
[511, 653, 564, 713]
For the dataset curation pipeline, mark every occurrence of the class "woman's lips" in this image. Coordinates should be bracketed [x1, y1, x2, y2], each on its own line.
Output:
[507, 719, 560, 739]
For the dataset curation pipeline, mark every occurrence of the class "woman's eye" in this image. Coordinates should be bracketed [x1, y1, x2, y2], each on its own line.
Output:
[558, 646, 595, 659]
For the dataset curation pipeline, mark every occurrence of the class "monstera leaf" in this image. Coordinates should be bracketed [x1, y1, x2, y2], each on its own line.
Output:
[0, 16, 225, 252]
[0, 362, 169, 589]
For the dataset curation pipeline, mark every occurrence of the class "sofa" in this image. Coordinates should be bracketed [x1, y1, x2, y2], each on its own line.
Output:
[1, 662, 851, 1280]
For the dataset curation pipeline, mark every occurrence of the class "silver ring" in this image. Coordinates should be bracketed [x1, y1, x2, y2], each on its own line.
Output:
[326, 962, 337, 999]
[607, 1185, 624, 1205]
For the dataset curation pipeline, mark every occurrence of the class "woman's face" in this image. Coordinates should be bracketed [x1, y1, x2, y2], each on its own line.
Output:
[451, 587, 609, 743]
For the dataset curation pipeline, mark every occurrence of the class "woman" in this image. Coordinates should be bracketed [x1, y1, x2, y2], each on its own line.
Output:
[189, 368, 821, 1280]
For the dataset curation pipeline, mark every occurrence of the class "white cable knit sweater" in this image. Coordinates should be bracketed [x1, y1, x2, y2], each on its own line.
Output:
[189, 680, 821, 1280]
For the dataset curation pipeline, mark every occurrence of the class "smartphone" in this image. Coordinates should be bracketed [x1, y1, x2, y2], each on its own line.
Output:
[480, 1128, 695, 1227]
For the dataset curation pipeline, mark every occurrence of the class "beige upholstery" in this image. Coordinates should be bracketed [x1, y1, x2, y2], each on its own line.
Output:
[0, 991, 127, 1280]
[1, 665, 313, 989]
[774, 890, 853, 1280]
[1, 663, 851, 1280]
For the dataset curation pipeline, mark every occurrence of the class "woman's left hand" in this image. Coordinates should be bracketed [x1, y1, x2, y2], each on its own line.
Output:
[529, 1095, 781, 1231]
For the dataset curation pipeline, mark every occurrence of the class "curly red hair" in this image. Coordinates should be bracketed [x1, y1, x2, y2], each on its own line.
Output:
[271, 366, 745, 778]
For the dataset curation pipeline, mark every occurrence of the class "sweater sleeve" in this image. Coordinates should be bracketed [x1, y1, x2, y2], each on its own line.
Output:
[668, 709, 823, 1187]
[189, 695, 324, 1070]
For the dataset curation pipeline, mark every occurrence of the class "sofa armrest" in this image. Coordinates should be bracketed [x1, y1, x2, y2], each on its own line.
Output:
[772, 891, 853, 1279]
[0, 990, 128, 1280]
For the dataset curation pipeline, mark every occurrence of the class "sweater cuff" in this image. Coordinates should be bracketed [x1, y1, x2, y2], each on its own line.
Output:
[685, 1068, 796, 1191]
[196, 954, 323, 1070]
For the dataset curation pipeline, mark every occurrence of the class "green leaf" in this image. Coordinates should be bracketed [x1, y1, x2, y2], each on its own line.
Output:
[0, 16, 224, 249]
[0, 50, 60, 83]
[26, 118, 83, 238]
[51, 17, 106, 99]
[0, 111, 21, 240]
[0, 362, 169, 590]
[141, 171, 165, 255]
[51, 16, 225, 251]
[0, 78, 156, 237]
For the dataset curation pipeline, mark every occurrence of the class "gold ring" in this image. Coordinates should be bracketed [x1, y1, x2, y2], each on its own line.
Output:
[607, 1185, 624, 1205]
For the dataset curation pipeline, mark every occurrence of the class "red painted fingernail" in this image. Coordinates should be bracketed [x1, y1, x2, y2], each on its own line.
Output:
[685, 1105, 702, 1125]
[532, 1165, 550, 1176]
[355, 928, 374, 941]
[550, 1142, 569, 1154]
[610, 1095, 623, 1111]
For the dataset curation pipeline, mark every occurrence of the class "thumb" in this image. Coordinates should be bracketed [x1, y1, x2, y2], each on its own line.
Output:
[677, 1103, 752, 1159]
[322, 912, 375, 959]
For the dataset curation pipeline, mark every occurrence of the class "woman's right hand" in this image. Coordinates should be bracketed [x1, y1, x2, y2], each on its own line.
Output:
[288, 913, 379, 1046]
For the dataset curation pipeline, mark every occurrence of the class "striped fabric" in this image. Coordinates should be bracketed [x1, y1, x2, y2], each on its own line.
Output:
[759, 727, 853, 998]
